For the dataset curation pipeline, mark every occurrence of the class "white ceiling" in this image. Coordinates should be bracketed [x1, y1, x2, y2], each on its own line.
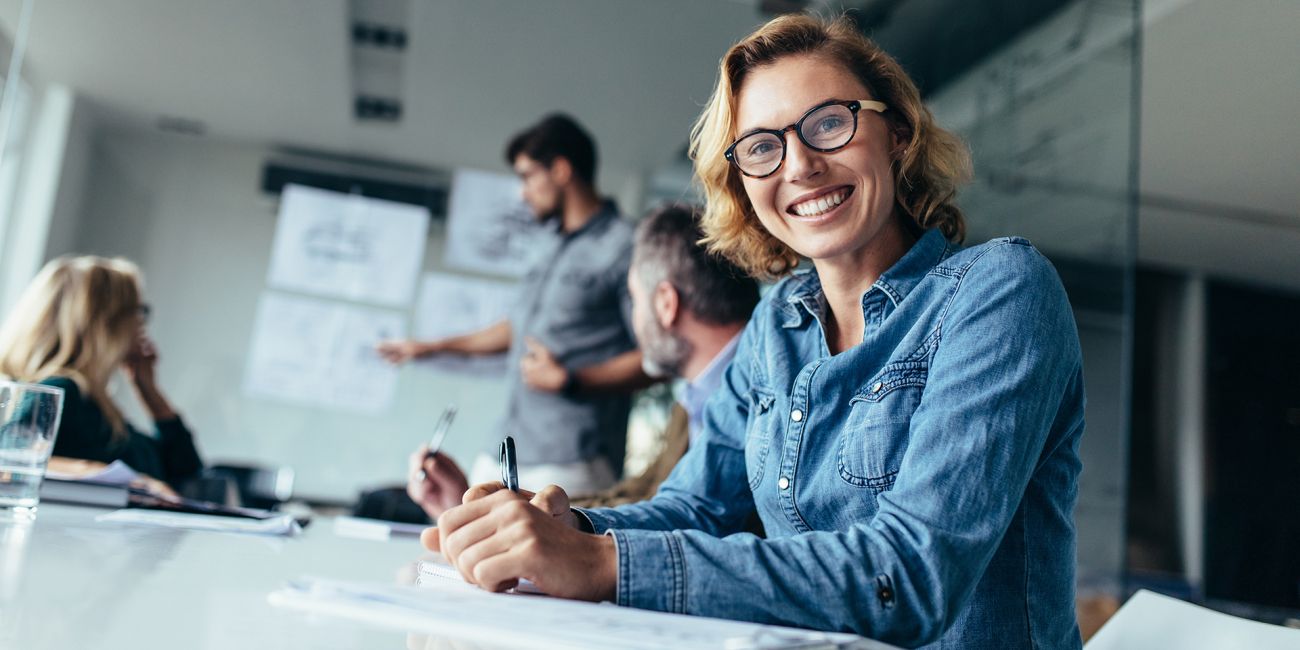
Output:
[0, 0, 765, 177]
[1138, 0, 1300, 289]
[2, 0, 1297, 288]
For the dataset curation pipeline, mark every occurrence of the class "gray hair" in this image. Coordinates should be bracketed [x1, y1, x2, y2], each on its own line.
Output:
[632, 204, 759, 326]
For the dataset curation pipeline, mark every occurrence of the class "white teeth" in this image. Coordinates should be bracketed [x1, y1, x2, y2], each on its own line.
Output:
[791, 190, 846, 217]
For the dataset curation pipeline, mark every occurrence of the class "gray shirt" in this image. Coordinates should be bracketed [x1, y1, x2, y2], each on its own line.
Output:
[495, 202, 637, 473]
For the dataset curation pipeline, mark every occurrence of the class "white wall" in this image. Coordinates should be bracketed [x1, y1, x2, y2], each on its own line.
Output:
[66, 127, 651, 501]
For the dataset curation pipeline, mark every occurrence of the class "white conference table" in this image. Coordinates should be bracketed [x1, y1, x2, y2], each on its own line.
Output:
[0, 503, 494, 649]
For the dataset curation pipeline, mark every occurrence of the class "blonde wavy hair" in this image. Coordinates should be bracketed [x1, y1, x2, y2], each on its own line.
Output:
[690, 14, 972, 279]
[0, 256, 144, 439]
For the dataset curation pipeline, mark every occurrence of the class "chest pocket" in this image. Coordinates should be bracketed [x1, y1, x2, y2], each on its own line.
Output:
[744, 386, 778, 491]
[838, 361, 927, 492]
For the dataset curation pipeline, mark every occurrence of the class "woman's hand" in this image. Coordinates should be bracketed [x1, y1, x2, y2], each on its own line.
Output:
[122, 331, 177, 421]
[420, 485, 613, 601]
[122, 331, 160, 389]
[461, 481, 580, 529]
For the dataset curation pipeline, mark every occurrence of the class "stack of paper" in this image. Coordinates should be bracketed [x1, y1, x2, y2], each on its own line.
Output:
[1086, 590, 1300, 649]
[269, 574, 895, 649]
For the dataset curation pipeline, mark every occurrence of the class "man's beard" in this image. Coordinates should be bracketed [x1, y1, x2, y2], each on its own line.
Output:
[639, 314, 693, 379]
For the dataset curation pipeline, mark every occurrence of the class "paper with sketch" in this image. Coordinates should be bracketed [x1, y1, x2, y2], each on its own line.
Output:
[44, 459, 140, 484]
[267, 184, 428, 307]
[96, 509, 302, 536]
[243, 292, 404, 414]
[443, 169, 553, 278]
[1086, 590, 1300, 649]
[269, 575, 887, 650]
[411, 272, 515, 376]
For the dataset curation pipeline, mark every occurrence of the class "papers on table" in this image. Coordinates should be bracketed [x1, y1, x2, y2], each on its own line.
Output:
[443, 169, 554, 278]
[96, 509, 303, 536]
[1085, 589, 1300, 650]
[44, 459, 140, 484]
[415, 559, 544, 595]
[411, 272, 516, 376]
[332, 516, 428, 541]
[269, 574, 888, 650]
[243, 292, 404, 413]
[267, 184, 429, 307]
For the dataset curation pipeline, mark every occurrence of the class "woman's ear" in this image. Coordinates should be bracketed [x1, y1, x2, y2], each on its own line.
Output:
[652, 281, 680, 329]
[889, 121, 913, 161]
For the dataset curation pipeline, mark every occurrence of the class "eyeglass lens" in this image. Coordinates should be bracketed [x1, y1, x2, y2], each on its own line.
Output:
[733, 103, 857, 177]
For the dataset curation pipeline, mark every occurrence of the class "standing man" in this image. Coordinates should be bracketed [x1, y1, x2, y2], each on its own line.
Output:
[405, 205, 759, 517]
[378, 114, 652, 493]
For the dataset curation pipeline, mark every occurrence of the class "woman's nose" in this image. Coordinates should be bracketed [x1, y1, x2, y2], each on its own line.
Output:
[781, 136, 827, 183]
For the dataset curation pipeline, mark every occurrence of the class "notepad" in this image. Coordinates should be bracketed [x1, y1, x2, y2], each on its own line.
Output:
[96, 509, 303, 536]
[332, 515, 429, 540]
[269, 575, 885, 650]
[39, 478, 130, 508]
[45, 459, 141, 484]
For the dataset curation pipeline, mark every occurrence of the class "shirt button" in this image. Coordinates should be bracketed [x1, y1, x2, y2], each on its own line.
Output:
[778, 476, 790, 490]
[871, 381, 883, 394]
[791, 409, 803, 422]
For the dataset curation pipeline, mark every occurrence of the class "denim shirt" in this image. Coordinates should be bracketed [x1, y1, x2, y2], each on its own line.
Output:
[578, 230, 1085, 649]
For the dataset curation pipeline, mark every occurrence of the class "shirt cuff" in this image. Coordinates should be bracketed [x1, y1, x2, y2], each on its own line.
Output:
[571, 507, 596, 533]
[608, 529, 686, 614]
[572, 506, 618, 534]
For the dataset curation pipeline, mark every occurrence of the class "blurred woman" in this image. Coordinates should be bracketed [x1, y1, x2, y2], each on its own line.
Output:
[0, 256, 202, 491]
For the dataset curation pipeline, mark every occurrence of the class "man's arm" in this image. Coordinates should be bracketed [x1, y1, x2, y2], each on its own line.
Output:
[377, 320, 512, 364]
[520, 340, 658, 394]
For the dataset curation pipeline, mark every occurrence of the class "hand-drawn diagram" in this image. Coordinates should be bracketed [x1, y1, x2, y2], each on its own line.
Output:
[443, 169, 555, 278]
[243, 292, 405, 414]
[267, 184, 428, 307]
[411, 272, 517, 376]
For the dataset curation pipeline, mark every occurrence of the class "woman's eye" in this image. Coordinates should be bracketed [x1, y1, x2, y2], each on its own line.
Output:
[813, 116, 846, 134]
[747, 141, 778, 157]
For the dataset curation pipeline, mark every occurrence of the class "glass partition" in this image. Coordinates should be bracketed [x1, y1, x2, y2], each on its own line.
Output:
[925, 0, 1141, 593]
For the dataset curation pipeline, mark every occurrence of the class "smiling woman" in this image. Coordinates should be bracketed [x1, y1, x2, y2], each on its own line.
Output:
[428, 13, 1087, 650]
[692, 15, 971, 282]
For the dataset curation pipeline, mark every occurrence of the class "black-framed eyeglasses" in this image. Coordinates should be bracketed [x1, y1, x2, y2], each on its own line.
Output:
[724, 99, 888, 179]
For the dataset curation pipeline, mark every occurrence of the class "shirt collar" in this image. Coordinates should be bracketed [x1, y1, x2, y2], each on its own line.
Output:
[560, 199, 620, 240]
[780, 228, 951, 329]
[679, 333, 742, 431]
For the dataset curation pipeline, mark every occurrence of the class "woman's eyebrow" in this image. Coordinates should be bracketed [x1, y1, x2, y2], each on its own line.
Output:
[735, 97, 841, 139]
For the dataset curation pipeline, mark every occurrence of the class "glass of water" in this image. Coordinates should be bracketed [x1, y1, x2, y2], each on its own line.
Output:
[0, 381, 65, 521]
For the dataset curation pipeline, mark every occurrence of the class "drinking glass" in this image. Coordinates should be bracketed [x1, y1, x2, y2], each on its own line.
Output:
[0, 381, 65, 521]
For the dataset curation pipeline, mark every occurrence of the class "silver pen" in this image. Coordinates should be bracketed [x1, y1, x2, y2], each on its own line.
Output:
[415, 404, 457, 482]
